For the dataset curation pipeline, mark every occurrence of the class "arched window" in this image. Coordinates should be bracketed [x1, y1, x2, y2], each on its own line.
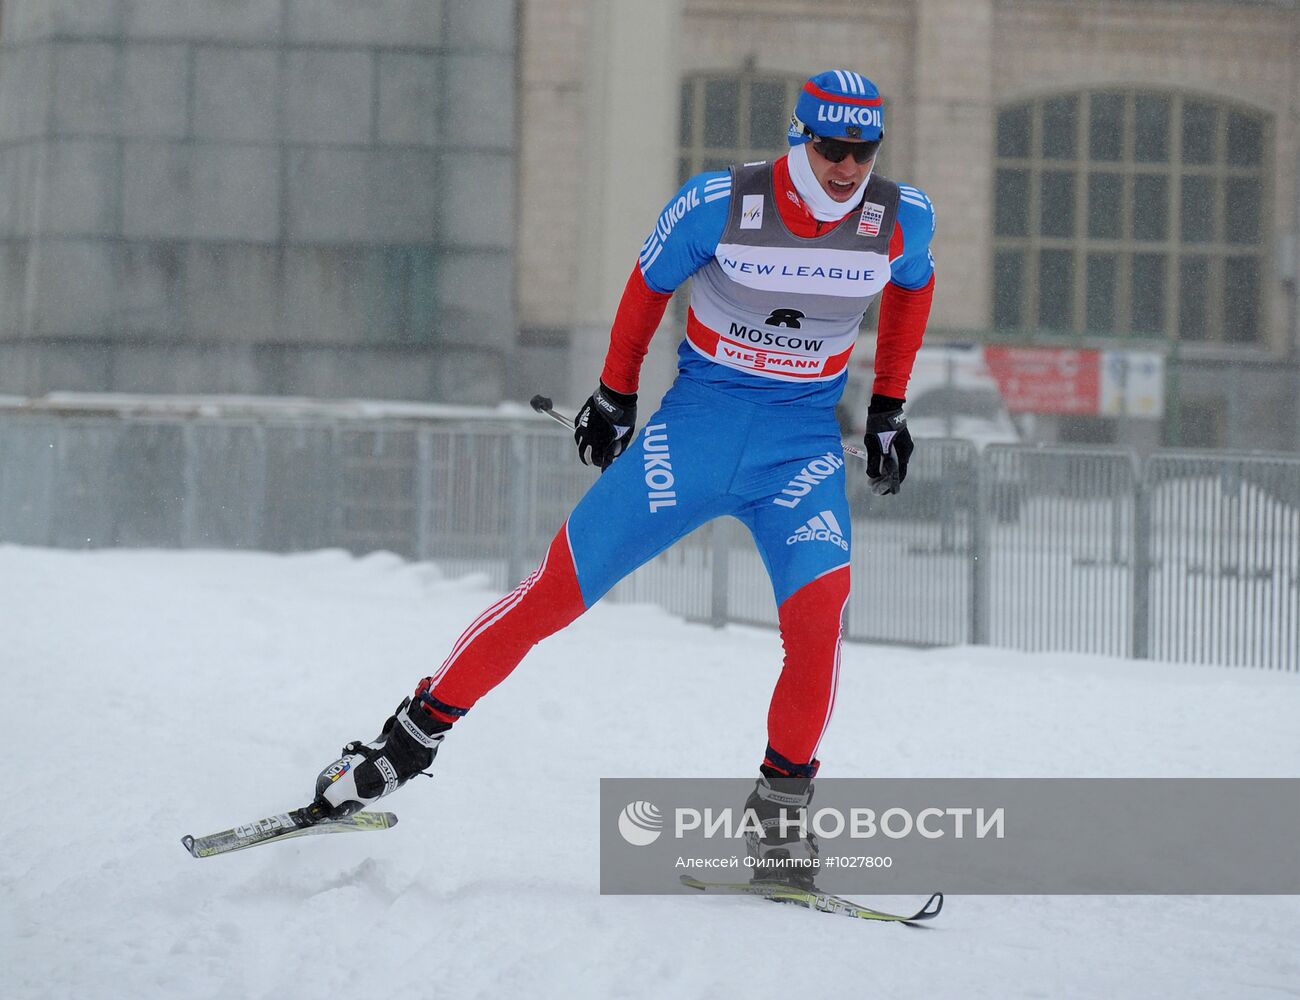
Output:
[678, 72, 806, 185]
[992, 91, 1269, 344]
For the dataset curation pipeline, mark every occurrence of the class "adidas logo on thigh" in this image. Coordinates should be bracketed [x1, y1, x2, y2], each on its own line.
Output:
[786, 510, 849, 551]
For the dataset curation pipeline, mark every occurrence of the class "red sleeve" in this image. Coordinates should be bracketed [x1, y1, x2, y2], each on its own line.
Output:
[873, 274, 935, 399]
[599, 263, 674, 394]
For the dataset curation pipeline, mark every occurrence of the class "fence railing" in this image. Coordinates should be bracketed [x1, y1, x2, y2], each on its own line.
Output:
[2, 405, 1297, 670]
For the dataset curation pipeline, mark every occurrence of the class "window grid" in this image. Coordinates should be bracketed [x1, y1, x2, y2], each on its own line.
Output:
[993, 91, 1269, 345]
[676, 73, 806, 321]
[678, 73, 808, 186]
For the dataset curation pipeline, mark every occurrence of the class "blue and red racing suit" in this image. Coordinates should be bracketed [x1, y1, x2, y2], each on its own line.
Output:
[419, 154, 935, 777]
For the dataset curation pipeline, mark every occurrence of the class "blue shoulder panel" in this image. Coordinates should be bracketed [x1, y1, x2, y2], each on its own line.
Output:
[637, 171, 731, 294]
[890, 182, 936, 291]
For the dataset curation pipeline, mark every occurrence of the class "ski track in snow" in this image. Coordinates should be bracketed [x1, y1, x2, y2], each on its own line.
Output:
[2, 545, 1298, 1000]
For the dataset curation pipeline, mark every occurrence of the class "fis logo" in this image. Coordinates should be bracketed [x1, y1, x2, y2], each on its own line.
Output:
[741, 194, 764, 229]
[772, 452, 845, 508]
[787, 510, 849, 551]
[643, 423, 676, 512]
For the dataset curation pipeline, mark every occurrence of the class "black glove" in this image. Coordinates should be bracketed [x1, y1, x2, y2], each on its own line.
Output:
[864, 393, 913, 496]
[574, 382, 637, 469]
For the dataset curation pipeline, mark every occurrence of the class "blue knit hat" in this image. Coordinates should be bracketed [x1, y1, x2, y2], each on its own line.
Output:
[787, 70, 885, 146]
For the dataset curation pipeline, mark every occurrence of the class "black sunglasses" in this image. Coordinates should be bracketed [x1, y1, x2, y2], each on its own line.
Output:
[806, 129, 882, 165]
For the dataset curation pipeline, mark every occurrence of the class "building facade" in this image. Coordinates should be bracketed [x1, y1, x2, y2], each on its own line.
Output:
[519, 0, 1300, 451]
[0, 0, 1295, 450]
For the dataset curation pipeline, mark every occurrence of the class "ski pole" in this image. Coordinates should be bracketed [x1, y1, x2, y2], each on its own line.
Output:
[530, 393, 870, 464]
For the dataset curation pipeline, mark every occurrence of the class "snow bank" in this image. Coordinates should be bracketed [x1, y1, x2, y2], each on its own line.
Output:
[2, 546, 1296, 999]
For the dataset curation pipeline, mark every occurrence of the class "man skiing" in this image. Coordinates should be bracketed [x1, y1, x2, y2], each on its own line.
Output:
[312, 70, 935, 886]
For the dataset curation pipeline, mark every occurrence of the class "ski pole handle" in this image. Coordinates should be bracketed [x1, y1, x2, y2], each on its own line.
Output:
[531, 391, 867, 464]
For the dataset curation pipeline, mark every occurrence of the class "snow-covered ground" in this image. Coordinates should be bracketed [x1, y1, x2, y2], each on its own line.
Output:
[2, 546, 1297, 1000]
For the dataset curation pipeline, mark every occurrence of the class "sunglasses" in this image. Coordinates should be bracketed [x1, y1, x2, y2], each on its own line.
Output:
[807, 130, 882, 165]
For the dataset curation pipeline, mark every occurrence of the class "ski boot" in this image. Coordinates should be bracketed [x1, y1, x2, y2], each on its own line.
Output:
[744, 769, 819, 891]
[311, 696, 451, 819]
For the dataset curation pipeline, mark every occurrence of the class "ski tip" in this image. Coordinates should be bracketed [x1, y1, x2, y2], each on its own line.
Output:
[899, 892, 944, 926]
[181, 834, 198, 858]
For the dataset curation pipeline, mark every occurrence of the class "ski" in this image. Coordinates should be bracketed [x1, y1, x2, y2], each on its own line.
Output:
[182, 807, 398, 858]
[679, 875, 942, 925]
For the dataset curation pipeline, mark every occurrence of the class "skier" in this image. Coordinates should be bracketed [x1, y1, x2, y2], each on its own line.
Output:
[312, 70, 935, 887]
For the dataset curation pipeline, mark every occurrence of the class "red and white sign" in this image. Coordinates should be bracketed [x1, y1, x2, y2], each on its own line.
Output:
[855, 343, 1165, 421]
[983, 347, 1102, 415]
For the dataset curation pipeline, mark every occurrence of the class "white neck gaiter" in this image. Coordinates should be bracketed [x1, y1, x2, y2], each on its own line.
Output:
[787, 142, 872, 222]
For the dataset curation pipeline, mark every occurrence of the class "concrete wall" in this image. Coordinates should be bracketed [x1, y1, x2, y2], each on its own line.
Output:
[3, 0, 1296, 445]
[0, 0, 517, 403]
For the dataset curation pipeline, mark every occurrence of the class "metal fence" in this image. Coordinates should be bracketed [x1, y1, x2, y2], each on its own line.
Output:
[1, 407, 1297, 670]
